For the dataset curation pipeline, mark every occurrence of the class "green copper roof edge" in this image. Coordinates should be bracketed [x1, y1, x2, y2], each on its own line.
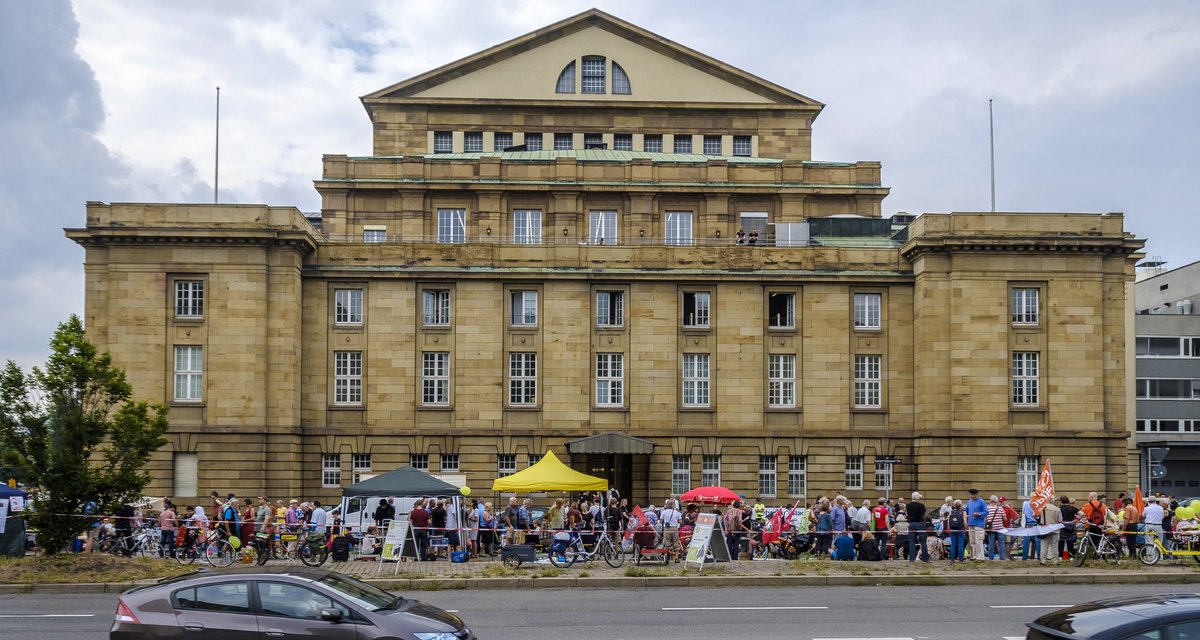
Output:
[343, 155, 863, 168]
[301, 265, 913, 277]
[316, 178, 886, 189]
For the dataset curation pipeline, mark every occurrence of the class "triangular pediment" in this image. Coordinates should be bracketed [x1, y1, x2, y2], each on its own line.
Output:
[365, 9, 821, 106]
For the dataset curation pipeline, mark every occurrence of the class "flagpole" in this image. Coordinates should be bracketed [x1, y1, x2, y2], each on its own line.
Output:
[214, 86, 220, 204]
[989, 98, 996, 212]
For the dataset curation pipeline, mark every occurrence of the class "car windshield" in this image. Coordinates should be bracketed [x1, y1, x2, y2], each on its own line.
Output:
[316, 573, 399, 611]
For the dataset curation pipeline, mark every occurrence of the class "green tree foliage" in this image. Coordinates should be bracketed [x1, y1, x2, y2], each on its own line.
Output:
[0, 315, 169, 554]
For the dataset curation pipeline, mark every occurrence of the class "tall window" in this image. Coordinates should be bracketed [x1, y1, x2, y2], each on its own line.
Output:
[611, 62, 631, 94]
[1012, 352, 1039, 405]
[321, 454, 341, 487]
[673, 135, 692, 154]
[334, 288, 363, 325]
[788, 456, 806, 496]
[703, 135, 722, 155]
[768, 354, 796, 408]
[683, 292, 710, 328]
[334, 351, 362, 405]
[1017, 456, 1039, 498]
[733, 135, 751, 157]
[423, 290, 450, 326]
[498, 454, 517, 477]
[1012, 287, 1040, 325]
[845, 456, 864, 490]
[854, 293, 881, 329]
[174, 346, 203, 402]
[768, 292, 795, 328]
[524, 133, 543, 151]
[759, 456, 777, 496]
[433, 131, 452, 153]
[409, 453, 429, 471]
[596, 353, 624, 406]
[665, 211, 693, 246]
[513, 209, 541, 244]
[554, 133, 573, 150]
[510, 290, 537, 326]
[508, 352, 537, 405]
[422, 352, 449, 406]
[440, 454, 459, 472]
[363, 227, 387, 243]
[853, 355, 881, 408]
[671, 456, 690, 495]
[463, 132, 483, 152]
[875, 459, 893, 490]
[437, 208, 466, 244]
[494, 132, 513, 151]
[581, 56, 605, 93]
[643, 134, 663, 153]
[589, 210, 617, 245]
[555, 61, 575, 93]
[702, 455, 720, 486]
[175, 280, 204, 318]
[596, 291, 624, 327]
[352, 454, 371, 483]
[613, 134, 632, 151]
[682, 353, 710, 407]
[584, 133, 603, 149]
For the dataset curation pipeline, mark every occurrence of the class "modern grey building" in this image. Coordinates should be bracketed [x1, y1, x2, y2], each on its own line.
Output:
[1135, 260, 1200, 496]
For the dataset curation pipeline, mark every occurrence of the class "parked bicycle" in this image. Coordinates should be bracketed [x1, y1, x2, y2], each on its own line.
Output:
[97, 523, 161, 558]
[1072, 524, 1124, 566]
[548, 529, 624, 568]
[174, 528, 236, 567]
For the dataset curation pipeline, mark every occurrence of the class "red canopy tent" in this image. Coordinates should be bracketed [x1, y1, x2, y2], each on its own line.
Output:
[679, 486, 739, 505]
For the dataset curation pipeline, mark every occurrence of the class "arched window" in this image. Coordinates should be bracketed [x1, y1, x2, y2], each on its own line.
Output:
[581, 56, 606, 93]
[556, 61, 576, 93]
[612, 62, 631, 94]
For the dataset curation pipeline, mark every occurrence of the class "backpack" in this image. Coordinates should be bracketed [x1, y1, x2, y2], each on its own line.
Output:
[948, 510, 965, 531]
[1087, 501, 1106, 526]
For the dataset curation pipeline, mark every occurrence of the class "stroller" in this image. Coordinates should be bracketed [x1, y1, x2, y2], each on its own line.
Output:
[631, 522, 670, 565]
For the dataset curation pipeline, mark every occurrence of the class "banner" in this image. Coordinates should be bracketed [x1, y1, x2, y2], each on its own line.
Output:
[1029, 460, 1055, 517]
[0, 498, 8, 535]
[999, 523, 1065, 538]
[7, 496, 22, 512]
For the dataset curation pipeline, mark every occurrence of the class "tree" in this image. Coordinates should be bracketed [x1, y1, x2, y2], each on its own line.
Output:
[0, 315, 169, 554]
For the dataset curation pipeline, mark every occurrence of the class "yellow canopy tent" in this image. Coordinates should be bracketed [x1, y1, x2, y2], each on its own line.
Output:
[491, 450, 608, 492]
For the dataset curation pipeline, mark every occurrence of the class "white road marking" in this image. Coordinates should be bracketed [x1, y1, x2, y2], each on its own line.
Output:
[0, 614, 96, 618]
[812, 637, 913, 640]
[663, 605, 829, 611]
[1004, 637, 1027, 640]
[990, 605, 1067, 609]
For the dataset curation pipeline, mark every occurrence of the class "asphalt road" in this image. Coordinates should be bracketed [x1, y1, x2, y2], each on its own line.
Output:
[0, 583, 1191, 640]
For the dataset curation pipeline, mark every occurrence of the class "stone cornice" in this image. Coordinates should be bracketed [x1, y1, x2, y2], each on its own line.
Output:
[65, 227, 319, 255]
[900, 235, 1145, 261]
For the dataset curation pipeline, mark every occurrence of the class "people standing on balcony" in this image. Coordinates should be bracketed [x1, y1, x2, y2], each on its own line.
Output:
[735, 228, 746, 244]
[748, 230, 759, 245]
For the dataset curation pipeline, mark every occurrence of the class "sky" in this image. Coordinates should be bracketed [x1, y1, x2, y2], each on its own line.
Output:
[1, 1, 1198, 370]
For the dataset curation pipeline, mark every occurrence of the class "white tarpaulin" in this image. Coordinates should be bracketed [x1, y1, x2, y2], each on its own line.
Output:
[999, 523, 1066, 537]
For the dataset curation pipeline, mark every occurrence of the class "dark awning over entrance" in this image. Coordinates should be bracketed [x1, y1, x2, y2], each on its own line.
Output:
[566, 432, 655, 455]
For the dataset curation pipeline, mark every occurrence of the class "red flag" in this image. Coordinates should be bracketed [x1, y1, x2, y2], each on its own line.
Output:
[762, 509, 784, 545]
[1029, 460, 1055, 517]
[624, 505, 650, 540]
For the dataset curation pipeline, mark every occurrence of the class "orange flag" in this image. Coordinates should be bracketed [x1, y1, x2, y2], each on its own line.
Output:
[1029, 460, 1055, 517]
[1133, 486, 1145, 517]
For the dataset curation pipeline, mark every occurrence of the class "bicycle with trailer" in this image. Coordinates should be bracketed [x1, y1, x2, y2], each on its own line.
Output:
[630, 522, 672, 565]
[1138, 528, 1200, 565]
[547, 527, 625, 568]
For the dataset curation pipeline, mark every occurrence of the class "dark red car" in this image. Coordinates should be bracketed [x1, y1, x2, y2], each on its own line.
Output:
[111, 566, 473, 639]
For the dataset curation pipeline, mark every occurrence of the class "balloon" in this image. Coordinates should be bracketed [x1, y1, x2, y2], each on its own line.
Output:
[1177, 507, 1194, 520]
[459, 486, 471, 497]
[1190, 500, 1200, 513]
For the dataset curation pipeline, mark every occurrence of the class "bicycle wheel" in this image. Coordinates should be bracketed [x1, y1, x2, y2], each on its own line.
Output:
[1072, 541, 1090, 567]
[97, 539, 117, 555]
[175, 545, 198, 565]
[548, 549, 576, 568]
[602, 539, 625, 568]
[1138, 544, 1161, 565]
[752, 543, 769, 560]
[205, 540, 236, 567]
[300, 542, 328, 567]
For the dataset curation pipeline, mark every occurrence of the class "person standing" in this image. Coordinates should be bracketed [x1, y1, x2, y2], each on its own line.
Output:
[1040, 497, 1063, 564]
[158, 503, 177, 558]
[502, 496, 520, 547]
[966, 488, 988, 561]
[906, 492, 930, 562]
[985, 495, 1007, 559]
[430, 499, 448, 559]
[1142, 495, 1165, 549]
[1059, 495, 1080, 559]
[946, 500, 967, 562]
[660, 499, 683, 561]
[114, 503, 135, 557]
[722, 500, 748, 559]
[1021, 498, 1041, 561]
[373, 498, 395, 528]
[1121, 498, 1140, 557]
[409, 498, 431, 560]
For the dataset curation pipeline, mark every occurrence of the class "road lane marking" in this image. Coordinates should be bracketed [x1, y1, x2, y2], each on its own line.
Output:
[990, 605, 1067, 609]
[663, 606, 828, 611]
[0, 614, 96, 618]
[812, 637, 913, 640]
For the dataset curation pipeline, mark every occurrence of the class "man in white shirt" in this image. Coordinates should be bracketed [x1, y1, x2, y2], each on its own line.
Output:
[1142, 495, 1165, 543]
[310, 500, 329, 536]
[660, 499, 683, 560]
[855, 499, 873, 531]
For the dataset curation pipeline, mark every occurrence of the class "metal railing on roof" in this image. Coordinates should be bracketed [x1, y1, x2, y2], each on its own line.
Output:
[317, 233, 817, 248]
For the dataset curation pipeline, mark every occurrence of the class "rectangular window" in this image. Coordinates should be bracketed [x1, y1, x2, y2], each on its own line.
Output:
[463, 132, 483, 152]
[173, 452, 198, 497]
[1139, 419, 1200, 432]
[510, 290, 537, 326]
[845, 456, 863, 490]
[436, 208, 466, 244]
[422, 352, 450, 406]
[440, 454, 459, 472]
[673, 135, 692, 154]
[433, 131, 452, 153]
[875, 459, 893, 491]
[595, 353, 624, 406]
[768, 354, 796, 408]
[493, 132, 513, 151]
[1135, 336, 1200, 357]
[596, 290, 624, 327]
[352, 454, 371, 483]
[363, 227, 387, 243]
[665, 211, 693, 246]
[853, 293, 881, 329]
[554, 133, 573, 150]
[643, 134, 663, 153]
[409, 453, 429, 471]
[733, 135, 752, 156]
[174, 346, 203, 402]
[613, 134, 633, 151]
[322, 454, 341, 487]
[671, 456, 691, 496]
[508, 352, 537, 405]
[524, 133, 543, 151]
[1012, 287, 1040, 325]
[1017, 456, 1038, 499]
[1136, 379, 1200, 399]
[589, 210, 617, 245]
[703, 135, 722, 155]
[1012, 352, 1039, 405]
[423, 290, 450, 326]
[759, 456, 777, 497]
[853, 355, 882, 408]
[682, 353, 711, 407]
[334, 288, 363, 325]
[584, 133, 604, 149]
[334, 351, 363, 405]
[498, 454, 516, 477]
[513, 209, 542, 244]
[702, 455, 720, 486]
[581, 56, 606, 93]
[528, 453, 542, 467]
[175, 280, 204, 318]
[768, 292, 796, 328]
[683, 291, 710, 328]
[788, 456, 806, 497]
